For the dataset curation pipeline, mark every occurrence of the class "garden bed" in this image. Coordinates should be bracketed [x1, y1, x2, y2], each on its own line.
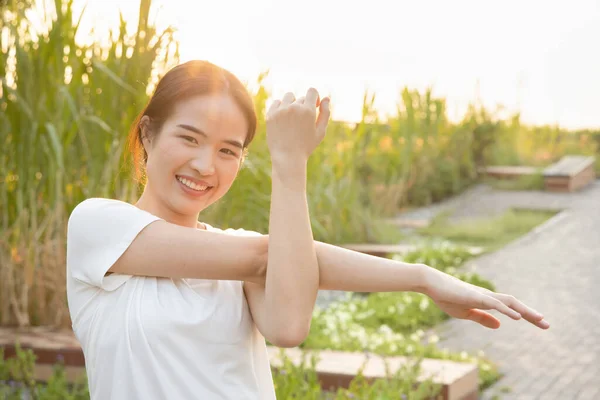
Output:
[1, 328, 477, 399]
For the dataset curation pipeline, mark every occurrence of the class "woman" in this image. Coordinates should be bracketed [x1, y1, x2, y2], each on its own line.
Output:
[66, 60, 549, 400]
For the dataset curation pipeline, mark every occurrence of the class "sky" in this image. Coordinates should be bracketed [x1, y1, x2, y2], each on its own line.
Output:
[66, 0, 600, 129]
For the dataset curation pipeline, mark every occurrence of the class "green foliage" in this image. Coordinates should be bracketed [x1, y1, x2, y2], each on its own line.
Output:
[353, 88, 478, 210]
[271, 350, 323, 399]
[0, 344, 89, 399]
[481, 113, 600, 169]
[400, 243, 474, 270]
[1, 0, 178, 226]
[0, 0, 176, 326]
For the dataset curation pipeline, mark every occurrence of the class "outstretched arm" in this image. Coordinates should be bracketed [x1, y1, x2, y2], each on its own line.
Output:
[246, 238, 549, 343]
[313, 241, 549, 330]
[314, 241, 424, 292]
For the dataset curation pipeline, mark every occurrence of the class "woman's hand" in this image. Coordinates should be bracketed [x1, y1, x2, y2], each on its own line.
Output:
[420, 265, 550, 330]
[266, 88, 331, 169]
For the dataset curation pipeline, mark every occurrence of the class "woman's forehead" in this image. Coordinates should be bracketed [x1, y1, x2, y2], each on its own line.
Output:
[168, 94, 248, 135]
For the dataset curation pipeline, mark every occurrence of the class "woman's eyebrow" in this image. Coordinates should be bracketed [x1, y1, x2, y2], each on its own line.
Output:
[177, 124, 243, 149]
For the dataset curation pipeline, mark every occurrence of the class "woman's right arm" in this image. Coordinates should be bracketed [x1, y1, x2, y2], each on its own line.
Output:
[106, 220, 268, 284]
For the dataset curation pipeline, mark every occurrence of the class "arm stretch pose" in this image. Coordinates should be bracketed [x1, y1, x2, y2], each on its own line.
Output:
[66, 60, 548, 400]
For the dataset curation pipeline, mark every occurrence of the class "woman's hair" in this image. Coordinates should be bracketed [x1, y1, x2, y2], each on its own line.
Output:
[126, 60, 258, 183]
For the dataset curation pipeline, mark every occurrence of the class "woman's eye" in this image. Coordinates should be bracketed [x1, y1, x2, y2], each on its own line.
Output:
[182, 136, 197, 144]
[221, 149, 238, 157]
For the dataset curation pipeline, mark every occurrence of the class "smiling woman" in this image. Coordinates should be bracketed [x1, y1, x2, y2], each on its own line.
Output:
[133, 92, 251, 223]
[65, 60, 549, 400]
[65, 59, 327, 399]
[128, 60, 257, 224]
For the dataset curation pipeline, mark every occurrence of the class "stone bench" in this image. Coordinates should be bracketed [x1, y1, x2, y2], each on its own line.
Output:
[0, 327, 479, 399]
[542, 155, 596, 192]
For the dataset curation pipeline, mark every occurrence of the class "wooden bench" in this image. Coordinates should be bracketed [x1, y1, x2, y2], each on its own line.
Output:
[0, 327, 479, 400]
[542, 155, 596, 192]
[341, 244, 484, 258]
[479, 156, 596, 193]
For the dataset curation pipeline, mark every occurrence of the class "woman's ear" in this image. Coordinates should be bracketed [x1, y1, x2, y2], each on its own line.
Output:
[139, 115, 152, 152]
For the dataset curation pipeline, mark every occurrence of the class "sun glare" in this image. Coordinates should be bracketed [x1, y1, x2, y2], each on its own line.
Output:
[58, 0, 600, 128]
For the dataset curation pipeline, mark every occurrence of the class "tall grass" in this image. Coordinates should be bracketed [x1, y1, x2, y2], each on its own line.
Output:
[1, 0, 598, 328]
[0, 0, 177, 326]
[467, 103, 600, 170]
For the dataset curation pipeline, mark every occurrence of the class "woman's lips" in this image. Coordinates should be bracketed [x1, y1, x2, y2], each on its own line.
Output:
[176, 176, 212, 197]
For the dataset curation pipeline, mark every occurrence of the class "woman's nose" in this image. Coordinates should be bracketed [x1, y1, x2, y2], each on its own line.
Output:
[191, 151, 216, 176]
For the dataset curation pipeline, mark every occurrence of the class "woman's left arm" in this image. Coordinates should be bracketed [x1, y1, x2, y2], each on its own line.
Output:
[313, 241, 549, 329]
[246, 239, 549, 342]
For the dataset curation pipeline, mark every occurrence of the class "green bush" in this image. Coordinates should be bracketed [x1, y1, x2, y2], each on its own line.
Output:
[0, 345, 89, 399]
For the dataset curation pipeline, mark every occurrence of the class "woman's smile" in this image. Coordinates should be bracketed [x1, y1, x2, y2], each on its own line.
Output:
[176, 175, 214, 197]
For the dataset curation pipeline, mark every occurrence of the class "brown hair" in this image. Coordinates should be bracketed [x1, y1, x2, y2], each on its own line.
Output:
[126, 60, 258, 183]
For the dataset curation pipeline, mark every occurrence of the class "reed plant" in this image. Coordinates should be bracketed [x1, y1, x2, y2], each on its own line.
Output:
[0, 0, 177, 326]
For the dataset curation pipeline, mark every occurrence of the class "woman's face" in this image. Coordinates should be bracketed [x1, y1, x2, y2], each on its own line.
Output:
[142, 93, 248, 218]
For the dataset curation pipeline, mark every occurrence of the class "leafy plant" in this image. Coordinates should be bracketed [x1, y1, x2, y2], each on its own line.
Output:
[0, 344, 89, 399]
[0, 0, 176, 326]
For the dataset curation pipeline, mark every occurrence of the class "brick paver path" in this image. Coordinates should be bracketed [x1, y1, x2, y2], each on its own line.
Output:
[431, 181, 600, 399]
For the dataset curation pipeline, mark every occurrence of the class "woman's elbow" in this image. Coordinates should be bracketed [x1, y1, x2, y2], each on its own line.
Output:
[268, 325, 310, 348]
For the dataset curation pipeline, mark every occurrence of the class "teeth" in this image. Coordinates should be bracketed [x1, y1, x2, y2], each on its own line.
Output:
[177, 176, 208, 191]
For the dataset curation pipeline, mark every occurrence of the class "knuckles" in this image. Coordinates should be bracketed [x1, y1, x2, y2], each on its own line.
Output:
[267, 89, 321, 123]
[289, 102, 313, 116]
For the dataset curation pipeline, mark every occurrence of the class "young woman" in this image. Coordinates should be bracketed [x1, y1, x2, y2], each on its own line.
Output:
[66, 60, 549, 399]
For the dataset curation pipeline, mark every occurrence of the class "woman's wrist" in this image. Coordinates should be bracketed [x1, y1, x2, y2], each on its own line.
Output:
[271, 158, 308, 192]
[408, 263, 431, 294]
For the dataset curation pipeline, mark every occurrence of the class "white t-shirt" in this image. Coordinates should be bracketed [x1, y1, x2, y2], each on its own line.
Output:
[66, 198, 276, 400]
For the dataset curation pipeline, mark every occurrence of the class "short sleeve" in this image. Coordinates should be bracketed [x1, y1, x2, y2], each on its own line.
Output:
[67, 198, 162, 291]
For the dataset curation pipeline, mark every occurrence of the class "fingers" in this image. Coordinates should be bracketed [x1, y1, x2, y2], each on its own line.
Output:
[492, 293, 550, 329]
[479, 293, 551, 329]
[316, 97, 331, 137]
[267, 100, 281, 118]
[469, 283, 550, 329]
[480, 295, 521, 320]
[276, 89, 322, 109]
[466, 309, 501, 329]
[305, 87, 320, 108]
[281, 92, 295, 106]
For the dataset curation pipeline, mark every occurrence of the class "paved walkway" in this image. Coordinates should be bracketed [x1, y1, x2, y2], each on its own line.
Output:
[428, 181, 600, 399]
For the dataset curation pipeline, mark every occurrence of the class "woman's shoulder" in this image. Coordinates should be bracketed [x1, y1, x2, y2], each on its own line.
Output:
[73, 197, 131, 210]
[68, 197, 159, 231]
